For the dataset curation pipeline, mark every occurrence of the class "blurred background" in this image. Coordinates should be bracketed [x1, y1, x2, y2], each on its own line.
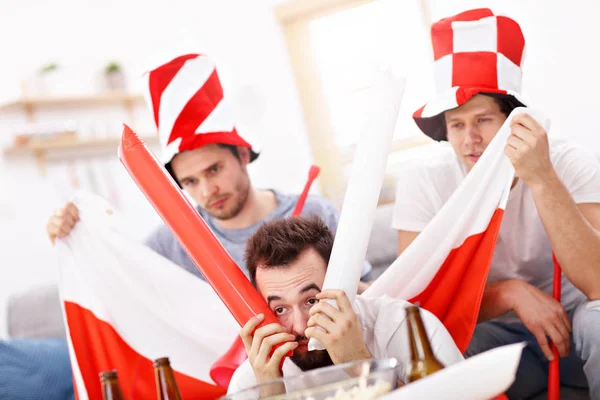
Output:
[1, 0, 599, 338]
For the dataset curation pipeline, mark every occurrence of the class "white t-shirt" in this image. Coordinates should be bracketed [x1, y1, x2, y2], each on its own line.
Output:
[392, 139, 600, 321]
[227, 295, 464, 394]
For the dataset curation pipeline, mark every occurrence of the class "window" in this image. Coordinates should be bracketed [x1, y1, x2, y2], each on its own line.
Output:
[278, 0, 436, 204]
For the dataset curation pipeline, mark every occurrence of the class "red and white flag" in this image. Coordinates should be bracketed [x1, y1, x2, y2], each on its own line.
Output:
[364, 108, 549, 353]
[56, 193, 239, 400]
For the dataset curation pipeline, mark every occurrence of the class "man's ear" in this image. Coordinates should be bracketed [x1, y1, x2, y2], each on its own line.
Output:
[238, 146, 251, 166]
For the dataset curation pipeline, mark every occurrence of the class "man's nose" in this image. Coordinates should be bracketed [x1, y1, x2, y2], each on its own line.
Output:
[199, 179, 217, 198]
[290, 308, 309, 337]
[465, 124, 483, 145]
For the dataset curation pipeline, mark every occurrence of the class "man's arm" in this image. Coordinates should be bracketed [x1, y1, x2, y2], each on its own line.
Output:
[397, 230, 420, 256]
[530, 176, 600, 300]
[506, 113, 600, 300]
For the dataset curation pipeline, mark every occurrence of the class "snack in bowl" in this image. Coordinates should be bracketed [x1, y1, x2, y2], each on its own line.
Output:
[222, 358, 399, 400]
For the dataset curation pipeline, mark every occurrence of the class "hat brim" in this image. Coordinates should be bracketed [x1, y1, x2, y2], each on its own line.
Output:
[413, 87, 527, 141]
[161, 130, 259, 165]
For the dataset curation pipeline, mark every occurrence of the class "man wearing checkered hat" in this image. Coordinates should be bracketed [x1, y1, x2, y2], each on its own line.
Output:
[47, 54, 373, 287]
[392, 9, 600, 399]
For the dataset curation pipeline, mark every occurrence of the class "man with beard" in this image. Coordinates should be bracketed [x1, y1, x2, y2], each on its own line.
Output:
[46, 54, 372, 285]
[227, 216, 463, 394]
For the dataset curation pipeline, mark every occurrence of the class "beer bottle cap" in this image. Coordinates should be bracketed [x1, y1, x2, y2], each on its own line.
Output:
[99, 370, 118, 381]
[154, 357, 171, 367]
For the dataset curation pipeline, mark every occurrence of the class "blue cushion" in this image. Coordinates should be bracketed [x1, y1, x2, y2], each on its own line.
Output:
[0, 338, 74, 400]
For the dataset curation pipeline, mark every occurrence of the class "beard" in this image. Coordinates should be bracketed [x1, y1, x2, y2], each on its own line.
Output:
[290, 336, 334, 372]
[204, 172, 250, 220]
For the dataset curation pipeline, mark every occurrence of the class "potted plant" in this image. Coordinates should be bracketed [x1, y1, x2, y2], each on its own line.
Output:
[104, 61, 126, 91]
[35, 62, 60, 95]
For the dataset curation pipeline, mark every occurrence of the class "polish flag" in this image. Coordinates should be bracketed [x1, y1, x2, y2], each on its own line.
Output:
[364, 108, 549, 353]
[56, 193, 239, 400]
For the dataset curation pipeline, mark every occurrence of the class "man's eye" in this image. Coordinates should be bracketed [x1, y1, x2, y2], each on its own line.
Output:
[182, 179, 197, 187]
[307, 298, 319, 306]
[274, 307, 286, 315]
[209, 166, 220, 174]
[452, 122, 463, 129]
[478, 118, 490, 123]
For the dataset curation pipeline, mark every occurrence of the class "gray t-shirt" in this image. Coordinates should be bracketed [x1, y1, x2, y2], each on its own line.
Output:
[144, 190, 373, 281]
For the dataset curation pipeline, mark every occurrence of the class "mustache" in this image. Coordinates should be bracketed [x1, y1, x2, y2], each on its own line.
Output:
[207, 194, 229, 205]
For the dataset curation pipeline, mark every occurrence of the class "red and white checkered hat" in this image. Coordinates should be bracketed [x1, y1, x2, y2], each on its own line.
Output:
[414, 8, 527, 141]
[145, 54, 259, 164]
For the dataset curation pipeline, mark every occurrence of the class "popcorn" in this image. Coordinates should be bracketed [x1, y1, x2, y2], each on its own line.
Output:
[304, 380, 392, 400]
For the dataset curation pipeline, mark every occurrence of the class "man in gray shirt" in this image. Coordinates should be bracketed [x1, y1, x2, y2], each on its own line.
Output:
[47, 53, 372, 284]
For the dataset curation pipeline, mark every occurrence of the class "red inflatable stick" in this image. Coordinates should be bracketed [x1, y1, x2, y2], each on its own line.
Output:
[292, 165, 320, 217]
[118, 124, 279, 329]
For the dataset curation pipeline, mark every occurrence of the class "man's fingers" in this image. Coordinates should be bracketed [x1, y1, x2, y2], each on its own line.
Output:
[307, 313, 336, 333]
[506, 134, 524, 150]
[267, 341, 298, 369]
[257, 332, 294, 363]
[558, 308, 572, 333]
[305, 326, 328, 345]
[240, 314, 264, 352]
[309, 300, 342, 321]
[533, 329, 554, 360]
[317, 290, 352, 312]
[251, 323, 285, 359]
[547, 323, 571, 357]
[511, 113, 540, 131]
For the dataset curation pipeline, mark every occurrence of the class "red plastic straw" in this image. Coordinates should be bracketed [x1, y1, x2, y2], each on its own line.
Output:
[547, 253, 561, 400]
[292, 165, 320, 217]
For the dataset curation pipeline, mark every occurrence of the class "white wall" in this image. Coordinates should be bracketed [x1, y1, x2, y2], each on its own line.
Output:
[0, 0, 314, 337]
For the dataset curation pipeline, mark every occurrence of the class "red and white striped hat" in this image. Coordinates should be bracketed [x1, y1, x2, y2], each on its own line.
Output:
[414, 8, 527, 141]
[145, 54, 259, 164]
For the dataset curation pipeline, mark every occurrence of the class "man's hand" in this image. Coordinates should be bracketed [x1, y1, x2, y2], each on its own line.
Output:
[305, 289, 372, 364]
[510, 280, 572, 360]
[46, 202, 80, 245]
[239, 314, 297, 384]
[505, 113, 554, 188]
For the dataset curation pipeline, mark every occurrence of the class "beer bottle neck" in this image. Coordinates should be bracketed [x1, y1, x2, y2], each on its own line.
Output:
[407, 310, 436, 361]
[101, 380, 125, 400]
[155, 366, 182, 400]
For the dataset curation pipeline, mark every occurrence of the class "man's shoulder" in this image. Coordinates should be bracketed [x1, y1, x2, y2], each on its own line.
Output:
[550, 138, 599, 165]
[276, 191, 337, 218]
[354, 295, 411, 324]
[354, 295, 444, 332]
[301, 195, 337, 214]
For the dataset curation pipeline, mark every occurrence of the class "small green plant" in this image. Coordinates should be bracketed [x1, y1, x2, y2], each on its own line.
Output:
[105, 61, 122, 74]
[39, 63, 58, 74]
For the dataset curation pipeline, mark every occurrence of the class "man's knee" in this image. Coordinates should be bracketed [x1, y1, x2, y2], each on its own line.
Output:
[573, 300, 600, 360]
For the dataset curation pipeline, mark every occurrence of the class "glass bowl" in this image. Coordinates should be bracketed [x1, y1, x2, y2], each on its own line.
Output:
[221, 358, 399, 400]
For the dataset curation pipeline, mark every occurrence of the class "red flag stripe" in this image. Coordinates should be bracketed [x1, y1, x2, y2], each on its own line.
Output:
[410, 208, 504, 352]
[64, 301, 225, 400]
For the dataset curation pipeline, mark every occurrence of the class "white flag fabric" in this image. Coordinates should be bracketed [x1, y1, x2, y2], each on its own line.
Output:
[364, 107, 550, 352]
[56, 192, 238, 400]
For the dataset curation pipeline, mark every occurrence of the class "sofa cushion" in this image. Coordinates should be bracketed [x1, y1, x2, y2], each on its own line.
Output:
[7, 285, 66, 339]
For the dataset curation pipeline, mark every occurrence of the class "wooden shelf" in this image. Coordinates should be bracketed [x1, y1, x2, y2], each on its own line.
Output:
[3, 136, 158, 158]
[0, 92, 145, 111]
